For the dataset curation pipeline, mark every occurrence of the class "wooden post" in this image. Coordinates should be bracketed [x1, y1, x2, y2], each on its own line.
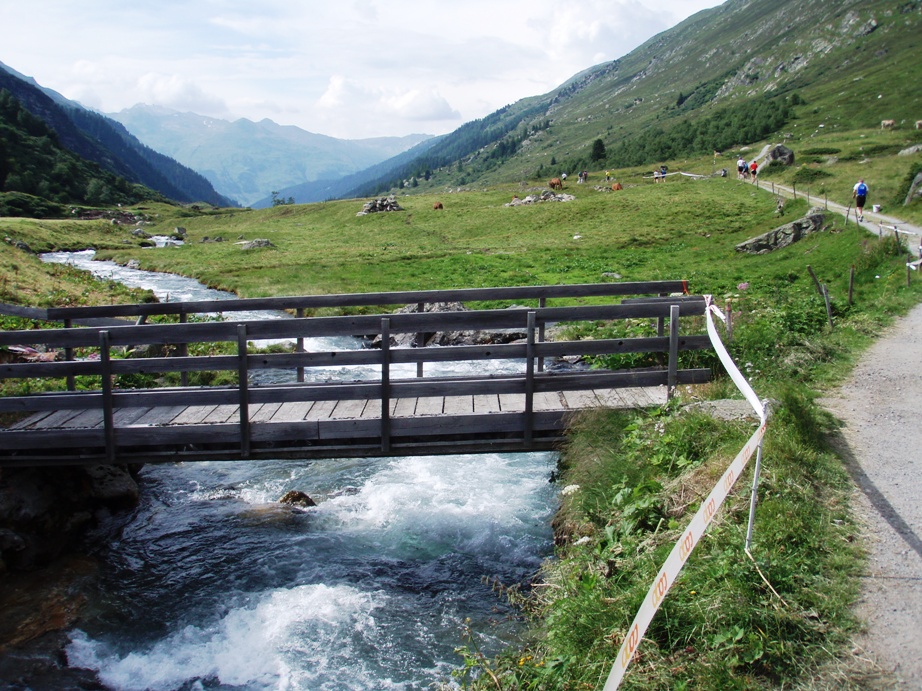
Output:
[99, 330, 115, 464]
[848, 265, 855, 306]
[726, 300, 733, 343]
[822, 285, 834, 329]
[64, 318, 75, 391]
[806, 265, 824, 297]
[792, 182, 797, 200]
[667, 305, 680, 401]
[381, 318, 391, 453]
[537, 296, 546, 372]
[179, 310, 189, 387]
[416, 302, 425, 378]
[524, 311, 536, 445]
[296, 307, 305, 383]
[845, 203, 852, 226]
[237, 324, 250, 457]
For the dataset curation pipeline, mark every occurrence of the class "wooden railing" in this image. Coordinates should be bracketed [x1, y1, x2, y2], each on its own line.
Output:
[0, 282, 712, 464]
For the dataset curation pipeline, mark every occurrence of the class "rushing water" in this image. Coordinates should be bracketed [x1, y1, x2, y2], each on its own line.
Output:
[38, 249, 558, 690]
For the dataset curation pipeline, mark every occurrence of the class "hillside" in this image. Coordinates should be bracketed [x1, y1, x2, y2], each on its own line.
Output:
[109, 105, 434, 206]
[352, 0, 922, 196]
[0, 63, 233, 207]
[0, 89, 176, 216]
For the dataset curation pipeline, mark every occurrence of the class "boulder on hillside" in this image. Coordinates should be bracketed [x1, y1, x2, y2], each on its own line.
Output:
[904, 171, 922, 206]
[736, 207, 826, 254]
[767, 144, 795, 166]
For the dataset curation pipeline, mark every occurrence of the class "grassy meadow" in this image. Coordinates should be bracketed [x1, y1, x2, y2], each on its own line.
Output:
[2, 144, 922, 689]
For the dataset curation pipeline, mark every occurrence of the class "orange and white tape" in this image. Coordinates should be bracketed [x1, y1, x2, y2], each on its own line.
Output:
[602, 297, 766, 690]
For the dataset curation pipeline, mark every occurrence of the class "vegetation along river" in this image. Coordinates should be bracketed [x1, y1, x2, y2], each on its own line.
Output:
[34, 249, 558, 690]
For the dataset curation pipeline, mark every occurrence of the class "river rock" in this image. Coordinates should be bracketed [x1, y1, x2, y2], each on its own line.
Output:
[735, 207, 826, 254]
[279, 490, 316, 508]
[371, 302, 529, 348]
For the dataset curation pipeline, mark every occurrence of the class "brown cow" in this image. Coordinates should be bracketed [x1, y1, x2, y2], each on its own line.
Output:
[881, 119, 896, 129]
[916, 120, 922, 130]
[433, 202, 443, 210]
[548, 178, 563, 190]
[611, 182, 623, 191]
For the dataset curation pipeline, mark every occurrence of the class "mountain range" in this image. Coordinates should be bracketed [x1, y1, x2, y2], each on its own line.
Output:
[0, 61, 232, 208]
[2, 0, 921, 212]
[107, 106, 434, 206]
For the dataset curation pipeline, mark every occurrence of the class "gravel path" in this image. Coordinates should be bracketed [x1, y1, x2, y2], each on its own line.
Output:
[821, 302, 922, 688]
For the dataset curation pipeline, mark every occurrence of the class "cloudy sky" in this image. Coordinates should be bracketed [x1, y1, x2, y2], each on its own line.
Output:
[2, 0, 724, 140]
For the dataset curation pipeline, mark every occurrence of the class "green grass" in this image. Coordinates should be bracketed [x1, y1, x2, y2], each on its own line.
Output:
[2, 154, 921, 690]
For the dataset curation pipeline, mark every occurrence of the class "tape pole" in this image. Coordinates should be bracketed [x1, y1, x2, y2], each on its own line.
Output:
[601, 296, 767, 690]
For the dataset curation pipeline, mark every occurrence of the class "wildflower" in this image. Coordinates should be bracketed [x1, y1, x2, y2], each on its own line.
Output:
[561, 484, 580, 496]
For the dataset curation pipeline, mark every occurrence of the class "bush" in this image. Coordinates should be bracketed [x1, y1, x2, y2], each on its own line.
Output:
[0, 191, 67, 218]
[791, 167, 833, 185]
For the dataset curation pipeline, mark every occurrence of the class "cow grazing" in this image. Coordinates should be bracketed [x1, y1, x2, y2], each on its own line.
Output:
[611, 182, 623, 191]
[433, 202, 443, 210]
[881, 119, 896, 129]
[548, 178, 563, 190]
[916, 120, 922, 130]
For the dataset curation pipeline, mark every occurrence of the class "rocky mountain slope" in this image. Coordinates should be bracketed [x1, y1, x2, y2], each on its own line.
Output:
[350, 0, 921, 196]
[109, 105, 433, 206]
[0, 62, 233, 207]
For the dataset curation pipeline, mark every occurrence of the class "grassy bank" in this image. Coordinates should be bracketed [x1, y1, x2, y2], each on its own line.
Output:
[2, 171, 921, 689]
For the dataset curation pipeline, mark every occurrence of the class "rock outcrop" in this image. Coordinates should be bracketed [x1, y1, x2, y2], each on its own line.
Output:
[357, 196, 404, 215]
[735, 207, 826, 254]
[371, 302, 529, 348]
[0, 465, 141, 573]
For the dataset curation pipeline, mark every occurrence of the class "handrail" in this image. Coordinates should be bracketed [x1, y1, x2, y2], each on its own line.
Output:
[38, 280, 690, 321]
[0, 283, 709, 465]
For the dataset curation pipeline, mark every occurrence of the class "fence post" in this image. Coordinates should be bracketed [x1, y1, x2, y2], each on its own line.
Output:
[667, 305, 679, 400]
[179, 309, 189, 387]
[822, 285, 834, 329]
[381, 318, 391, 453]
[99, 330, 115, 464]
[296, 307, 305, 383]
[848, 266, 855, 306]
[237, 324, 250, 457]
[538, 297, 546, 372]
[416, 302, 425, 377]
[524, 311, 536, 445]
[64, 318, 75, 391]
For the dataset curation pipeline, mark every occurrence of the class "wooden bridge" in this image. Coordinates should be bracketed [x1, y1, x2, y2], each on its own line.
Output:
[0, 282, 713, 466]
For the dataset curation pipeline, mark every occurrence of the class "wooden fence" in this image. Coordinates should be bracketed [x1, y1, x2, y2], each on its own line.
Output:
[0, 282, 712, 465]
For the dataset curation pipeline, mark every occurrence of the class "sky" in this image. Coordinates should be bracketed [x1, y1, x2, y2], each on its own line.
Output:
[1, 0, 725, 141]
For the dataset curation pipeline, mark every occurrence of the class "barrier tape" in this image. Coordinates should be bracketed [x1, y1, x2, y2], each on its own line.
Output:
[602, 296, 766, 690]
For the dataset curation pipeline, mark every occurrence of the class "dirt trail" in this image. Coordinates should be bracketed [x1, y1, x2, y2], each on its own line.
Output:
[820, 302, 922, 688]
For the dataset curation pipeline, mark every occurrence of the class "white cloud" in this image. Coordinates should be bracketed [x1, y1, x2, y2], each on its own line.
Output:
[0, 0, 725, 138]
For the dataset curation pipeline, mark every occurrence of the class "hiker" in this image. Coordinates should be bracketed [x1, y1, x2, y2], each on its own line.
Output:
[749, 160, 758, 182]
[853, 178, 869, 222]
[737, 156, 747, 179]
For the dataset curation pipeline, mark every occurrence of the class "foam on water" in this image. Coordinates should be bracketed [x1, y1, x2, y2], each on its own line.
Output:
[66, 453, 555, 689]
[66, 583, 394, 690]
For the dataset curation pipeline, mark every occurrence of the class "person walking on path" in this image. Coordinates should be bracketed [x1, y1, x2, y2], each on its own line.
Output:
[749, 160, 758, 183]
[853, 179, 869, 222]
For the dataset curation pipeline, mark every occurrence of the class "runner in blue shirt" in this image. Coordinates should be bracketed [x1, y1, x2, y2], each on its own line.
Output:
[853, 179, 869, 222]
